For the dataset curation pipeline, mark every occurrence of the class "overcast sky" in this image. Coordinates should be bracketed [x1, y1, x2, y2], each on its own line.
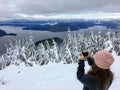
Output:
[0, 0, 120, 20]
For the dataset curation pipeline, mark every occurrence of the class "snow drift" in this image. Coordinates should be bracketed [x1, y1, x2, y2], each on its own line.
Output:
[0, 52, 120, 90]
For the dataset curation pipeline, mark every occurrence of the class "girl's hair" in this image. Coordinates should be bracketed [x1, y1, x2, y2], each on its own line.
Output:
[87, 64, 114, 90]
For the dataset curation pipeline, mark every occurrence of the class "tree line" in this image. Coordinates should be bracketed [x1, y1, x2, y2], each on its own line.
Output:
[0, 29, 120, 70]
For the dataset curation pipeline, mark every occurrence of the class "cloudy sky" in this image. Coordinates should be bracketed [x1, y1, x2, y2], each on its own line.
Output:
[0, 0, 120, 20]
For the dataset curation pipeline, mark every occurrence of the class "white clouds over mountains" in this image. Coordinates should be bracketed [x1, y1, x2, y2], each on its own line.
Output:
[0, 0, 120, 19]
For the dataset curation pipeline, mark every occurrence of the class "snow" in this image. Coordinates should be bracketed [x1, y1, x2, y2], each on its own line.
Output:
[0, 52, 120, 90]
[104, 40, 113, 51]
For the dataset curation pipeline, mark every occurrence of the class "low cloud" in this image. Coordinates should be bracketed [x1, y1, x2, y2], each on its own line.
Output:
[16, 13, 120, 19]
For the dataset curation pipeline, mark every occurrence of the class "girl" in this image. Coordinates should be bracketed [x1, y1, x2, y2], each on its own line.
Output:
[77, 50, 114, 90]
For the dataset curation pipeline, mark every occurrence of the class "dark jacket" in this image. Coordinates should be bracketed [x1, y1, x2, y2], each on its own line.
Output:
[77, 57, 112, 90]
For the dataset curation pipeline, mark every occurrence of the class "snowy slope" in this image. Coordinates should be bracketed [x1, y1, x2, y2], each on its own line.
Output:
[0, 52, 120, 90]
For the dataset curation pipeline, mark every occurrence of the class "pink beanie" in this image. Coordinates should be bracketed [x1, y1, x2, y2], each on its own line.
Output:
[94, 50, 114, 69]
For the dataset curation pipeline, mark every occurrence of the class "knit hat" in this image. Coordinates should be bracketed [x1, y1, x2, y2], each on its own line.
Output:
[94, 50, 114, 69]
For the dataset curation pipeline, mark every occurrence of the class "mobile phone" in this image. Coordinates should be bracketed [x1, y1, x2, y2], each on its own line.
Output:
[82, 52, 88, 57]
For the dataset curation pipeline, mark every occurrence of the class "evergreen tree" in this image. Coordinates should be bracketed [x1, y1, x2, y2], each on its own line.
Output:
[12, 39, 25, 66]
[0, 55, 5, 70]
[112, 37, 120, 55]
[5, 41, 15, 65]
[61, 38, 73, 64]
[66, 28, 73, 50]
[77, 30, 86, 53]
[70, 32, 79, 63]
[50, 39, 59, 63]
[86, 30, 96, 54]
[44, 40, 50, 64]
[94, 31, 105, 52]
[104, 32, 113, 51]
[24, 36, 36, 66]
[36, 43, 47, 65]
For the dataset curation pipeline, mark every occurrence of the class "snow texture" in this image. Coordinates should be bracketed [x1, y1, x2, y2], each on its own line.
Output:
[0, 52, 120, 90]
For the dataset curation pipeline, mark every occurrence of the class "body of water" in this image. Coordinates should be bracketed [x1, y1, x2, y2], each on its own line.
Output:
[0, 26, 66, 55]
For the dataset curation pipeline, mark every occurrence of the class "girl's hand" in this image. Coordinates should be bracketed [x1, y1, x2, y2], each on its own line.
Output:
[87, 52, 91, 58]
[79, 54, 85, 60]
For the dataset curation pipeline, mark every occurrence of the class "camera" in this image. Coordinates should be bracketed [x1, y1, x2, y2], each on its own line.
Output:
[82, 52, 88, 57]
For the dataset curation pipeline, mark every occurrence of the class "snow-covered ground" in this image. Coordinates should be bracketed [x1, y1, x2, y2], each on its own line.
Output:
[0, 52, 120, 90]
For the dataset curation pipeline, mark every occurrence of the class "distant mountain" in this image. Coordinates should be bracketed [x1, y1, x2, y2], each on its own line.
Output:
[0, 19, 120, 32]
[0, 29, 17, 37]
[22, 21, 95, 32]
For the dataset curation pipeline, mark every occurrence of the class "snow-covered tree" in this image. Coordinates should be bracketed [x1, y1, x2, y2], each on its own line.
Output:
[66, 28, 73, 50]
[94, 31, 105, 52]
[77, 30, 86, 53]
[103, 32, 113, 52]
[24, 36, 36, 66]
[86, 30, 96, 54]
[49, 39, 59, 63]
[44, 40, 50, 64]
[112, 36, 120, 55]
[61, 38, 73, 64]
[1, 28, 120, 70]
[113, 31, 120, 55]
[70, 32, 79, 63]
[36, 43, 48, 65]
[4, 41, 15, 66]
[0, 55, 5, 70]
